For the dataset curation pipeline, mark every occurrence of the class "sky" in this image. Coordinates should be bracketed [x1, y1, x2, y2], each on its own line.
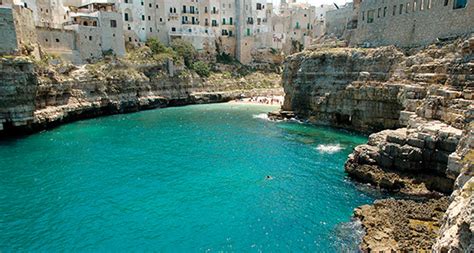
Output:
[271, 0, 351, 7]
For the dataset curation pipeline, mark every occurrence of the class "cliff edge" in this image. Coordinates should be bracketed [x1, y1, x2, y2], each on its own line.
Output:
[276, 35, 473, 251]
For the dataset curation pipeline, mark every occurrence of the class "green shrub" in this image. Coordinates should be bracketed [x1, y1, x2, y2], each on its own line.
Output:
[146, 38, 168, 54]
[170, 39, 196, 67]
[192, 61, 210, 77]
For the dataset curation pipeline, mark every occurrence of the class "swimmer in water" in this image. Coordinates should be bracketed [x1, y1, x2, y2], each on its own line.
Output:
[266, 175, 273, 180]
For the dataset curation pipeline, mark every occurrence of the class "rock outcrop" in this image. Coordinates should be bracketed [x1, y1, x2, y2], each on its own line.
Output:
[354, 197, 449, 252]
[0, 58, 282, 135]
[279, 35, 474, 250]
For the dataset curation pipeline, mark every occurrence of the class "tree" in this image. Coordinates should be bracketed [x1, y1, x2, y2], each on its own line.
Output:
[146, 38, 168, 54]
[171, 39, 197, 67]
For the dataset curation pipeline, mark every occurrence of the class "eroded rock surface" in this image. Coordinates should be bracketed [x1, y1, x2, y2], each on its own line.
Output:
[354, 197, 449, 252]
[280, 35, 474, 251]
[0, 59, 282, 135]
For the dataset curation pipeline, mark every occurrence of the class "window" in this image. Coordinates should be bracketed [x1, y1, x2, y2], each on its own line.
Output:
[148, 16, 151, 20]
[156, 4, 158, 8]
[205, 7, 208, 13]
[406, 2, 409, 13]
[142, 15, 145, 20]
[229, 30, 232, 36]
[413, 0, 417, 11]
[55, 38, 60, 42]
[453, 0, 467, 8]
[222, 18, 226, 25]
[171, 27, 176, 31]
[183, 5, 186, 13]
[444, 0, 449, 5]
[362, 11, 365, 20]
[367, 10, 374, 23]
[383, 7, 387, 16]
[141, 1, 143, 5]
[427, 0, 432, 9]
[149, 3, 151, 7]
[256, 3, 262, 10]
[110, 20, 117, 27]
[377, 8, 381, 17]
[420, 0, 424, 10]
[124, 13, 129, 21]
[229, 17, 232, 25]
[150, 27, 152, 32]
[89, 36, 92, 41]
[393, 5, 397, 15]
[399, 4, 403, 14]
[246, 28, 250, 36]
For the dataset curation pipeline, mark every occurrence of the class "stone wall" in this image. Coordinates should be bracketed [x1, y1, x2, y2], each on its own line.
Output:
[325, 3, 353, 37]
[97, 11, 125, 57]
[351, 0, 474, 47]
[0, 5, 39, 57]
[0, 7, 18, 54]
[36, 26, 77, 52]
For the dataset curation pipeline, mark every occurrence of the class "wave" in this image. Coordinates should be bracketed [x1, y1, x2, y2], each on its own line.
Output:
[315, 144, 343, 153]
[252, 113, 270, 120]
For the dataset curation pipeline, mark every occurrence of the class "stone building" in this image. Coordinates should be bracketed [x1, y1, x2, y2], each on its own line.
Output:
[312, 4, 336, 38]
[350, 0, 474, 47]
[269, 1, 333, 54]
[66, 2, 125, 60]
[0, 1, 39, 57]
[1, 0, 341, 65]
[325, 2, 353, 37]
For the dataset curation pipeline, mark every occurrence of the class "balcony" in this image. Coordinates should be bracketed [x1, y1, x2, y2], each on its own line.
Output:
[181, 20, 200, 25]
[168, 12, 179, 18]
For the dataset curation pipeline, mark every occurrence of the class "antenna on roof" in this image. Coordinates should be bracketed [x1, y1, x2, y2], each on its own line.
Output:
[333, 3, 339, 9]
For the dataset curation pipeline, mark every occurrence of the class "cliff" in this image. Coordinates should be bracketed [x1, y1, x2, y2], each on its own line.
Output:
[0, 57, 282, 135]
[278, 35, 473, 251]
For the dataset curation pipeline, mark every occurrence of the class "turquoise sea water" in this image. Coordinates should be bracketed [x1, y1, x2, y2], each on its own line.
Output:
[0, 104, 373, 252]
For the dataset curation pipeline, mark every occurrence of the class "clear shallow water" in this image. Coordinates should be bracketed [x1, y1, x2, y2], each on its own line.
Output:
[0, 104, 373, 251]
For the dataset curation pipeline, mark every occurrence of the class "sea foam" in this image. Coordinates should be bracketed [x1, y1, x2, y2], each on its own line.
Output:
[252, 113, 270, 120]
[315, 144, 343, 153]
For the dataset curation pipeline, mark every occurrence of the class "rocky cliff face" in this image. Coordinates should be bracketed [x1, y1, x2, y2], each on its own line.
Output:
[279, 35, 473, 251]
[0, 58, 282, 135]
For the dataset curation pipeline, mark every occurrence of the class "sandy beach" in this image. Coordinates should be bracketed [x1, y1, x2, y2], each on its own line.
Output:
[227, 95, 284, 106]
